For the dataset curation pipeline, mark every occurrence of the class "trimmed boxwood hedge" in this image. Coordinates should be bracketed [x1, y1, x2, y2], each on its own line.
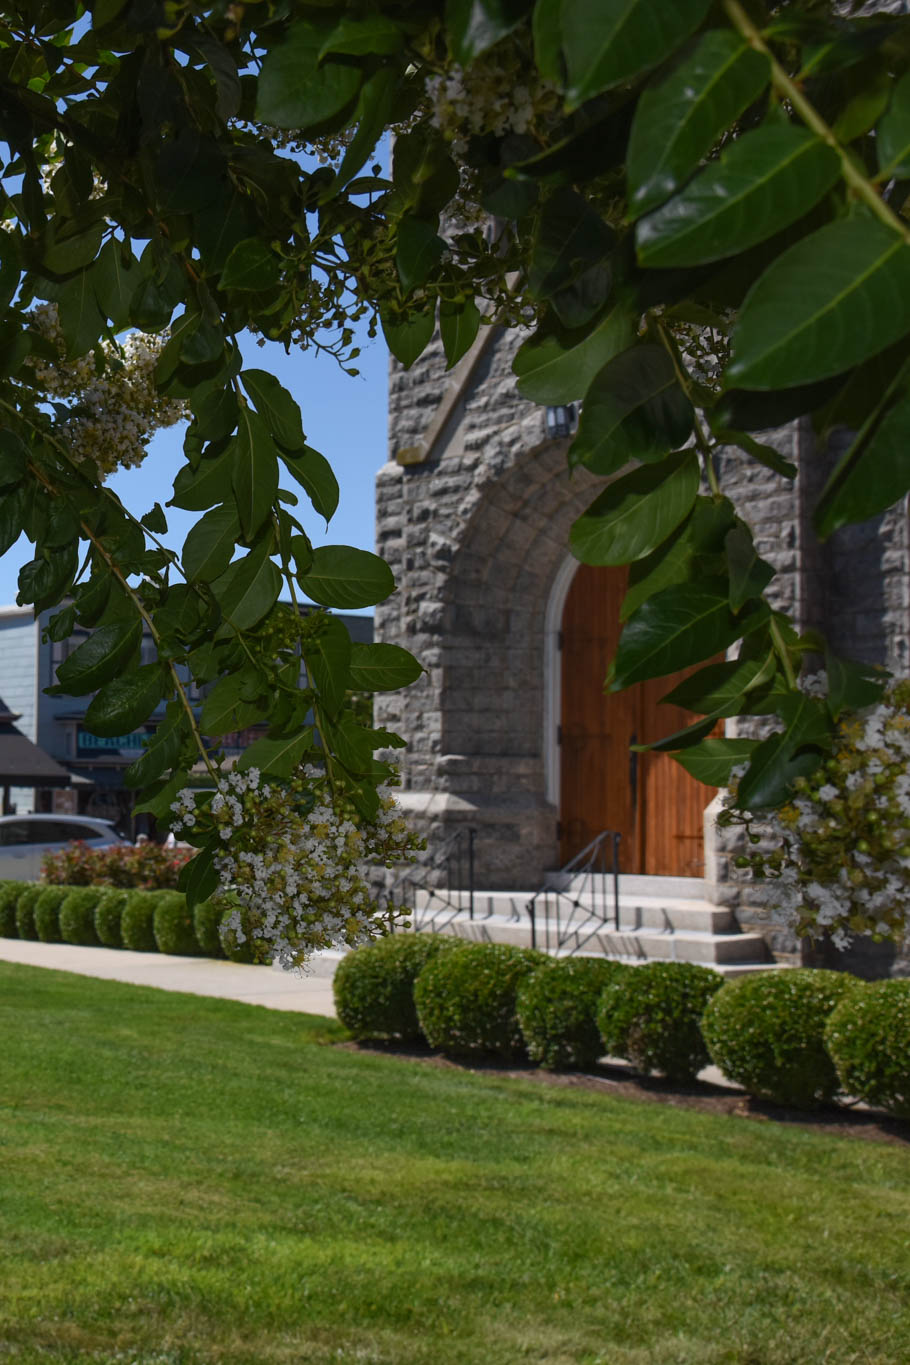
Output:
[15, 885, 42, 940]
[0, 881, 28, 937]
[94, 889, 127, 948]
[120, 890, 161, 952]
[193, 897, 227, 959]
[414, 941, 546, 1059]
[597, 960, 724, 1082]
[333, 932, 462, 1042]
[153, 892, 203, 957]
[34, 885, 71, 943]
[517, 957, 630, 1070]
[824, 979, 910, 1118]
[59, 887, 102, 946]
[701, 968, 860, 1109]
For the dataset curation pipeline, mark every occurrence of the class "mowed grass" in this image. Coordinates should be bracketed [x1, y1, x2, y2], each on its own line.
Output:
[0, 964, 909, 1365]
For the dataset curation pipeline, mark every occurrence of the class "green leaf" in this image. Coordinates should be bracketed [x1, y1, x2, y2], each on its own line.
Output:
[628, 29, 770, 218]
[123, 712, 185, 789]
[621, 496, 736, 621]
[237, 728, 314, 777]
[0, 488, 24, 558]
[319, 14, 403, 58]
[83, 664, 167, 737]
[134, 774, 187, 822]
[56, 619, 142, 696]
[141, 502, 168, 534]
[814, 386, 910, 538]
[824, 648, 888, 719]
[303, 615, 352, 715]
[562, 0, 713, 107]
[440, 296, 482, 369]
[725, 523, 775, 611]
[727, 214, 910, 391]
[330, 67, 398, 196]
[300, 545, 395, 609]
[54, 269, 106, 358]
[42, 220, 104, 274]
[396, 216, 446, 293]
[211, 543, 282, 630]
[232, 408, 279, 540]
[220, 238, 281, 292]
[660, 654, 775, 717]
[200, 672, 265, 735]
[532, 0, 564, 82]
[381, 304, 437, 368]
[674, 737, 759, 786]
[737, 692, 832, 809]
[446, 0, 531, 64]
[636, 125, 840, 269]
[256, 22, 361, 130]
[0, 430, 28, 486]
[348, 643, 423, 691]
[877, 69, 910, 176]
[711, 426, 798, 479]
[528, 191, 614, 301]
[170, 446, 234, 512]
[18, 546, 78, 614]
[91, 239, 141, 328]
[570, 450, 700, 567]
[179, 841, 221, 912]
[240, 369, 305, 450]
[567, 345, 693, 475]
[512, 302, 636, 403]
[46, 606, 76, 644]
[181, 503, 241, 583]
[279, 447, 339, 524]
[609, 580, 765, 690]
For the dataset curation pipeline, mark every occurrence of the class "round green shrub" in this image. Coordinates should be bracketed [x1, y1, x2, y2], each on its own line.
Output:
[0, 881, 28, 937]
[94, 889, 127, 948]
[597, 960, 725, 1082]
[333, 932, 463, 1041]
[59, 887, 102, 946]
[15, 885, 42, 940]
[517, 957, 631, 1070]
[153, 892, 203, 956]
[701, 968, 861, 1109]
[120, 890, 161, 952]
[218, 899, 271, 964]
[34, 885, 70, 943]
[824, 980, 910, 1118]
[193, 897, 227, 958]
[414, 941, 546, 1059]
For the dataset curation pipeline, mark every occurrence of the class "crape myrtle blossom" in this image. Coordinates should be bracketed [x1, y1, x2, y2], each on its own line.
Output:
[171, 764, 421, 970]
[719, 678, 910, 950]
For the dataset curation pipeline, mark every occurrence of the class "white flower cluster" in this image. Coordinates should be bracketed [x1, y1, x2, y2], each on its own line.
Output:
[171, 764, 420, 970]
[724, 678, 910, 950]
[426, 48, 559, 156]
[29, 304, 186, 476]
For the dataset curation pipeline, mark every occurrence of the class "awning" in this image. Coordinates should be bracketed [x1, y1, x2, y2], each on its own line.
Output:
[0, 698, 72, 788]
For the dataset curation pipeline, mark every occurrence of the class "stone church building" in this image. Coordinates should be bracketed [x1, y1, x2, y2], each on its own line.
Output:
[374, 322, 910, 975]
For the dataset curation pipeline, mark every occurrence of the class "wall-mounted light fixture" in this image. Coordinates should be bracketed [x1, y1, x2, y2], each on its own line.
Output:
[545, 404, 577, 439]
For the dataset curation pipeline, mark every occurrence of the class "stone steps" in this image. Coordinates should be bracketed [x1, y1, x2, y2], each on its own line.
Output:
[411, 881, 785, 977]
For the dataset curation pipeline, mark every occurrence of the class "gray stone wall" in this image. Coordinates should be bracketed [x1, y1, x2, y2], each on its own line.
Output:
[377, 326, 910, 973]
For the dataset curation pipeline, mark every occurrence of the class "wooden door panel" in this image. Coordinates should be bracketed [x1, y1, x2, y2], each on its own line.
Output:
[559, 564, 717, 877]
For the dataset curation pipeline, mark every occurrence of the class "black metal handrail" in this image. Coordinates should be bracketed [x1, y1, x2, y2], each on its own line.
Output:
[525, 829, 622, 955]
[380, 826, 477, 934]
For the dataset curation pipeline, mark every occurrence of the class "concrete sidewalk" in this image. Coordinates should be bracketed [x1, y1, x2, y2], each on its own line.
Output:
[0, 939, 340, 1016]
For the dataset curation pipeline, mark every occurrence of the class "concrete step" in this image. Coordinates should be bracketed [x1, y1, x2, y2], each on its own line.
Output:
[546, 873, 712, 901]
[413, 889, 735, 933]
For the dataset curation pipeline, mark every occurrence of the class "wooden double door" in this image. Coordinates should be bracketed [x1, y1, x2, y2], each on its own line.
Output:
[559, 563, 716, 875]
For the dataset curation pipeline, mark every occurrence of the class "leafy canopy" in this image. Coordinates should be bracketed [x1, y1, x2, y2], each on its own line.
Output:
[2, 0, 909, 908]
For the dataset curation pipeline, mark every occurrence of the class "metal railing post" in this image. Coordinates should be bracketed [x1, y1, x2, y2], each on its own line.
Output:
[612, 832, 621, 930]
[468, 826, 476, 920]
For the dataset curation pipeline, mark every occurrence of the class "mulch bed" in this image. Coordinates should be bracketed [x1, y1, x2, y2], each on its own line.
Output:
[337, 1040, 910, 1148]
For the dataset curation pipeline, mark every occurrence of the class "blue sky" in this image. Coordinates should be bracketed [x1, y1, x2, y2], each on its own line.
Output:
[0, 326, 390, 613]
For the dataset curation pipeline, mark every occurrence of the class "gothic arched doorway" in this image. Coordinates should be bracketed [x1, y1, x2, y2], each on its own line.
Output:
[559, 563, 717, 875]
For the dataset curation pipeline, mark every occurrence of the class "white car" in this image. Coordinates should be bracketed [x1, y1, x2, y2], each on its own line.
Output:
[0, 814, 125, 881]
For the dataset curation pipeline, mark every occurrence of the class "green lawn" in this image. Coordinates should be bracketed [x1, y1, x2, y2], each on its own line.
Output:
[1, 963, 908, 1365]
